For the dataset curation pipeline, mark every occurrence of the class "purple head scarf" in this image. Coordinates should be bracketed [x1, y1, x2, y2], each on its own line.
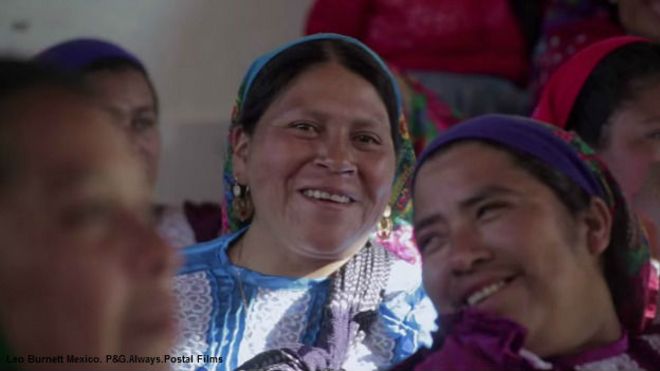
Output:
[34, 38, 145, 73]
[34, 38, 158, 113]
[414, 114, 606, 199]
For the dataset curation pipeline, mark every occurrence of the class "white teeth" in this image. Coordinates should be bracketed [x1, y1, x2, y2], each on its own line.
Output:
[302, 189, 351, 204]
[466, 280, 507, 306]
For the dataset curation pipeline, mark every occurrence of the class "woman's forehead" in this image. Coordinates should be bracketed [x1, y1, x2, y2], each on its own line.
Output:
[258, 63, 390, 124]
[415, 143, 525, 195]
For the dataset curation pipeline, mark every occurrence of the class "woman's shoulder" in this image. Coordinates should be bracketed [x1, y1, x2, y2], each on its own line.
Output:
[369, 245, 437, 361]
[383, 250, 424, 294]
[378, 252, 436, 325]
[177, 230, 240, 275]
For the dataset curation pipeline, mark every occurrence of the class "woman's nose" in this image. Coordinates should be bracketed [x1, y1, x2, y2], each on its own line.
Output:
[125, 214, 180, 278]
[313, 134, 357, 175]
[447, 228, 492, 275]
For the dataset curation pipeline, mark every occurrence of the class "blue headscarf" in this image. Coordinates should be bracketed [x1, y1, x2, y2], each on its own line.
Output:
[239, 33, 402, 117]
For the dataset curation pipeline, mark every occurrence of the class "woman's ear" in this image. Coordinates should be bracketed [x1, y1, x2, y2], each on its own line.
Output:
[231, 126, 251, 184]
[581, 197, 613, 256]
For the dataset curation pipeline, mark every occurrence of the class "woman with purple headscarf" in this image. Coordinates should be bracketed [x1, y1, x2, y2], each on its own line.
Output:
[394, 114, 660, 370]
[35, 38, 222, 248]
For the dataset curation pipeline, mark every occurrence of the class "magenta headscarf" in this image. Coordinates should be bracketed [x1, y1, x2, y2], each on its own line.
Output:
[532, 35, 649, 128]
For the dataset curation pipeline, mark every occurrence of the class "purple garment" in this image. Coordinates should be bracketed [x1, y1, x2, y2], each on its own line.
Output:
[35, 38, 145, 73]
[392, 310, 660, 371]
[414, 310, 528, 371]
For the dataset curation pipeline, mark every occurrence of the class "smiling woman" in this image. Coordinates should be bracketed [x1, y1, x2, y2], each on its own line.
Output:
[171, 34, 435, 371]
[394, 114, 660, 371]
[35, 38, 223, 248]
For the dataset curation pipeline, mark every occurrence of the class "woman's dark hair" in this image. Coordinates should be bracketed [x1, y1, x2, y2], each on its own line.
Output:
[235, 39, 401, 153]
[0, 59, 90, 102]
[0, 58, 92, 189]
[83, 57, 160, 113]
[567, 42, 660, 149]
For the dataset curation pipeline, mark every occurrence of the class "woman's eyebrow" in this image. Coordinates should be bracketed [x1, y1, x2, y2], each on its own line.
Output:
[458, 185, 516, 210]
[414, 212, 446, 233]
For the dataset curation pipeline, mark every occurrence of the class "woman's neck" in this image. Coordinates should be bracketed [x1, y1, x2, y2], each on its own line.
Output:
[228, 223, 366, 278]
[531, 277, 622, 360]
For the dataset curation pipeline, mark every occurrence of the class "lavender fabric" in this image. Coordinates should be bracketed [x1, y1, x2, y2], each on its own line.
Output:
[34, 38, 145, 73]
[413, 114, 605, 200]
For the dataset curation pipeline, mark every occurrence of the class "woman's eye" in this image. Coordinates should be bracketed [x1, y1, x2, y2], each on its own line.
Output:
[290, 122, 318, 132]
[417, 234, 447, 254]
[645, 131, 660, 141]
[132, 117, 156, 132]
[476, 202, 508, 220]
[353, 133, 381, 145]
[60, 202, 115, 232]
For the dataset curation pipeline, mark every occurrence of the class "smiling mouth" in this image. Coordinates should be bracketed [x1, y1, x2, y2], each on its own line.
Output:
[301, 189, 354, 204]
[464, 276, 515, 307]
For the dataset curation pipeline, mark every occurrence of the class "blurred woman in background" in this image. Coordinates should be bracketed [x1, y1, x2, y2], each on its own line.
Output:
[36, 38, 222, 248]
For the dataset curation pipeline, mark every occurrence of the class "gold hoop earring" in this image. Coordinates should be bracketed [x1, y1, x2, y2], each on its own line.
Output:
[232, 181, 254, 222]
[377, 205, 393, 239]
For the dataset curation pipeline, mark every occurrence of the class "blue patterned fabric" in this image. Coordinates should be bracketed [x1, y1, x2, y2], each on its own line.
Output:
[172, 230, 435, 371]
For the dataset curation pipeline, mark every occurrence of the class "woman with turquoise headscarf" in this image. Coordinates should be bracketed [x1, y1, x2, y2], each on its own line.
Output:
[172, 34, 435, 371]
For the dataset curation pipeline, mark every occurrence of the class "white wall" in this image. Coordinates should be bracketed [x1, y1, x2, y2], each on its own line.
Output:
[0, 0, 314, 203]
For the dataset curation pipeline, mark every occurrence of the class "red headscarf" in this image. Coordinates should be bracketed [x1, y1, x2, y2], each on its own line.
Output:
[532, 36, 649, 128]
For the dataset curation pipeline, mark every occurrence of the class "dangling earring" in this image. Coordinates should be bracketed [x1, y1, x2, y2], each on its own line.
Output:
[232, 180, 254, 223]
[377, 205, 393, 239]
[232, 183, 242, 198]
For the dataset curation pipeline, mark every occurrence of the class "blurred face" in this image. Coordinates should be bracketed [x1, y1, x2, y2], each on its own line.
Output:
[233, 62, 396, 260]
[601, 82, 660, 199]
[413, 142, 612, 357]
[0, 90, 176, 369]
[602, 82, 660, 257]
[619, 0, 660, 42]
[87, 67, 161, 189]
